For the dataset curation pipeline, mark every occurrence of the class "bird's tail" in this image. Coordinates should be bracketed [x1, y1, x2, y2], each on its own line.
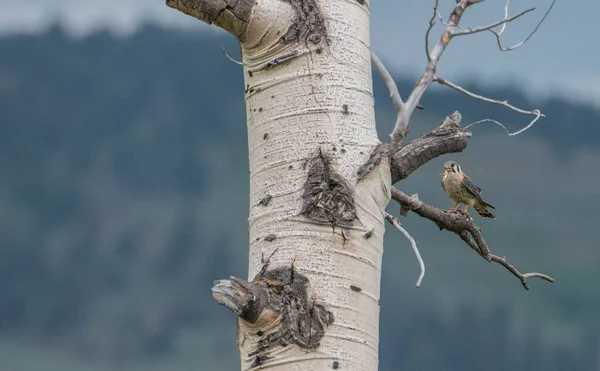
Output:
[474, 203, 496, 219]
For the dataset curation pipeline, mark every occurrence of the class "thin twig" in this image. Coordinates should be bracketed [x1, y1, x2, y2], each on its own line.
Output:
[425, 0, 440, 62]
[385, 212, 425, 288]
[220, 45, 244, 65]
[497, 0, 512, 36]
[391, 187, 554, 290]
[464, 118, 540, 137]
[452, 7, 535, 36]
[491, 0, 556, 51]
[434, 76, 543, 135]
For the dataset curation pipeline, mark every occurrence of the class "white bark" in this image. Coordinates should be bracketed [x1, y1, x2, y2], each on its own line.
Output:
[167, 0, 556, 368]
[239, 1, 389, 370]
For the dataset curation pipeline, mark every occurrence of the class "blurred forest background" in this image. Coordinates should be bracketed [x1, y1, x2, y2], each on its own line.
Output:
[1, 24, 599, 370]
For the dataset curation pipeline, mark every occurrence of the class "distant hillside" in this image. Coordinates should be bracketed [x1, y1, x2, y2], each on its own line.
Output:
[0, 24, 598, 371]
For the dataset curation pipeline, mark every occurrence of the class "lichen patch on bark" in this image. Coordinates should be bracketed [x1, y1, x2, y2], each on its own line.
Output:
[300, 149, 357, 227]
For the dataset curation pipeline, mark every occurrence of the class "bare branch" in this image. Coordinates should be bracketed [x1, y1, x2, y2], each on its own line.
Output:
[390, 111, 471, 184]
[391, 188, 555, 290]
[433, 76, 544, 136]
[425, 0, 440, 62]
[451, 7, 536, 36]
[491, 0, 556, 51]
[390, 0, 483, 153]
[464, 118, 541, 137]
[372, 51, 404, 134]
[385, 213, 425, 288]
[497, 0, 512, 36]
[434, 76, 544, 118]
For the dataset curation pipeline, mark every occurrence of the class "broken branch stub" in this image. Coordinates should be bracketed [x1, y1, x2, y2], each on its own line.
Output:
[165, 0, 254, 40]
[390, 111, 471, 184]
[212, 267, 334, 364]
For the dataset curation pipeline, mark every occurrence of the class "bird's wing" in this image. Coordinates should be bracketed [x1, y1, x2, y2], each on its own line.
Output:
[441, 178, 446, 193]
[462, 174, 482, 194]
[462, 176, 495, 209]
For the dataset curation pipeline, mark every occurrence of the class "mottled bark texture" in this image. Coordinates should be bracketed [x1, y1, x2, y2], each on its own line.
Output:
[166, 0, 254, 39]
[390, 111, 470, 184]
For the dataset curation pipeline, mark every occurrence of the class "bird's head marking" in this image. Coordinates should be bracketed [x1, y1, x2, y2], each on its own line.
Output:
[443, 161, 462, 174]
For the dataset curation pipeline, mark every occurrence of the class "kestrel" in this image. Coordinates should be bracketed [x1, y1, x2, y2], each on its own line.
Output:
[441, 161, 496, 219]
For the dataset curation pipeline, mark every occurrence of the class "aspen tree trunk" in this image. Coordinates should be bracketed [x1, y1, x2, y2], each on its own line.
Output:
[166, 0, 555, 369]
[167, 0, 389, 370]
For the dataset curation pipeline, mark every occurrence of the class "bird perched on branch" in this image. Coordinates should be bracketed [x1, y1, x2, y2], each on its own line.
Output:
[441, 161, 495, 219]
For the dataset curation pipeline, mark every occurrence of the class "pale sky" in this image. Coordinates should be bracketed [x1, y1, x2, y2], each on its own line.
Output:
[0, 0, 597, 106]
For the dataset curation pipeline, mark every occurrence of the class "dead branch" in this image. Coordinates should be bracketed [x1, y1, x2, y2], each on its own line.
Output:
[433, 76, 544, 135]
[490, 0, 556, 52]
[451, 7, 535, 37]
[385, 213, 425, 288]
[372, 51, 425, 142]
[390, 0, 485, 153]
[390, 111, 471, 184]
[166, 0, 252, 39]
[390, 187, 554, 290]
[387, 0, 554, 153]
[425, 0, 440, 62]
[372, 51, 404, 136]
[464, 118, 540, 137]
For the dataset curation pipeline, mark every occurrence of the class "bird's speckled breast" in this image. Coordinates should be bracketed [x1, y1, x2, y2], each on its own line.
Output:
[443, 172, 474, 205]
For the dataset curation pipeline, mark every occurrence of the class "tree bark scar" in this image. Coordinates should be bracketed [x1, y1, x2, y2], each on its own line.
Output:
[259, 194, 272, 206]
[301, 149, 357, 227]
[357, 142, 389, 181]
[349, 285, 362, 292]
[280, 0, 328, 45]
[213, 267, 335, 365]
